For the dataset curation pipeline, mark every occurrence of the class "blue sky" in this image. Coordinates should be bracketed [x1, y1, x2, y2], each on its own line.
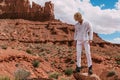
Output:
[90, 0, 120, 43]
[90, 0, 118, 9]
[30, 0, 120, 44]
[99, 31, 120, 40]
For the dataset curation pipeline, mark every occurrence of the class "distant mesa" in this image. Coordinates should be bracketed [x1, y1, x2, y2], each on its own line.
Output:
[0, 0, 55, 21]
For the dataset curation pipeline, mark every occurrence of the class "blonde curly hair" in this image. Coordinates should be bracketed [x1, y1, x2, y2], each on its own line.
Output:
[74, 12, 82, 21]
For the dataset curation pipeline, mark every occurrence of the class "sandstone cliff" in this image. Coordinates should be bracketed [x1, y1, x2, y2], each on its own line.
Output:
[0, 0, 54, 21]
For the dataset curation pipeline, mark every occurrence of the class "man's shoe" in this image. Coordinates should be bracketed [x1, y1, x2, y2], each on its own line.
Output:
[75, 66, 81, 72]
[88, 65, 93, 75]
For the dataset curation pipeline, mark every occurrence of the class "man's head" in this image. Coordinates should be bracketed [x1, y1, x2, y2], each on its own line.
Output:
[74, 12, 82, 22]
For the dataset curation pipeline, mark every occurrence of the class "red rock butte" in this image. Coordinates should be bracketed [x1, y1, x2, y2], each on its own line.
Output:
[0, 0, 55, 21]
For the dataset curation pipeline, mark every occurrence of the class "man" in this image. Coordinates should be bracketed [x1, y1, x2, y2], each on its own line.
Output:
[74, 12, 93, 75]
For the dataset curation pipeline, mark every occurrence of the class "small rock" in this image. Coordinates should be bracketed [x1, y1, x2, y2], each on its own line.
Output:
[73, 72, 101, 80]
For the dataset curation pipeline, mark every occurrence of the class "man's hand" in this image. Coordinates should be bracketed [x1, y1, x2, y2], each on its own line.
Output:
[89, 40, 93, 45]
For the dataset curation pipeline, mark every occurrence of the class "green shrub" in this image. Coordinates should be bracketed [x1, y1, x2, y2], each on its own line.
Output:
[32, 60, 40, 68]
[0, 76, 10, 80]
[114, 56, 120, 65]
[1, 45, 7, 50]
[107, 70, 117, 77]
[114, 56, 120, 60]
[116, 61, 120, 65]
[70, 60, 75, 64]
[14, 68, 31, 80]
[26, 49, 32, 54]
[49, 72, 60, 79]
[65, 68, 73, 76]
[51, 61, 55, 66]
[60, 78, 67, 80]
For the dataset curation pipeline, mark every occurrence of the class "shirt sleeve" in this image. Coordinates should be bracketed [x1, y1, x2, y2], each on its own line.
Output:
[88, 22, 93, 40]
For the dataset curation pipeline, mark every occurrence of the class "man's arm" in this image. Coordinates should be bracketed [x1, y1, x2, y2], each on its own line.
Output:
[88, 22, 93, 44]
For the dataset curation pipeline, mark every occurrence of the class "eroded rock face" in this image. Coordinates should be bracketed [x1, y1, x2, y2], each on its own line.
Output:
[0, 19, 74, 44]
[0, 19, 113, 46]
[0, 0, 54, 21]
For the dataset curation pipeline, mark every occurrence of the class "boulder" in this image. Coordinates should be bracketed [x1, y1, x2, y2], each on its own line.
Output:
[73, 73, 101, 80]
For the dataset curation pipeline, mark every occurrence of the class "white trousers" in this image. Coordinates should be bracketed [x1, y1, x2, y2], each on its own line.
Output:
[76, 40, 92, 67]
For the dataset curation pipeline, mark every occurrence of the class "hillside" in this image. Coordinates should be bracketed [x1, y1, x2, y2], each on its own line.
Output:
[0, 19, 120, 80]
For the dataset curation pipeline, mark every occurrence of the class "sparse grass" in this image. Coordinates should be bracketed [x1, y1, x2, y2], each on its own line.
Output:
[26, 49, 32, 54]
[70, 60, 75, 64]
[10, 38, 15, 41]
[61, 78, 67, 80]
[116, 61, 120, 65]
[46, 50, 51, 54]
[64, 68, 73, 76]
[32, 60, 40, 68]
[68, 53, 73, 57]
[114, 56, 120, 60]
[1, 45, 7, 50]
[107, 70, 117, 77]
[14, 68, 31, 80]
[45, 57, 48, 61]
[38, 52, 46, 56]
[68, 48, 72, 53]
[0, 76, 10, 80]
[114, 56, 120, 65]
[51, 61, 55, 66]
[49, 72, 60, 79]
[59, 55, 63, 59]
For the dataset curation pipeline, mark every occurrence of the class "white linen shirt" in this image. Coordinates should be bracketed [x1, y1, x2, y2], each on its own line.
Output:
[74, 21, 93, 41]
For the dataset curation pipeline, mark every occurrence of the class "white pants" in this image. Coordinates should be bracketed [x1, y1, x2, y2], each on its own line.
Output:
[76, 40, 92, 67]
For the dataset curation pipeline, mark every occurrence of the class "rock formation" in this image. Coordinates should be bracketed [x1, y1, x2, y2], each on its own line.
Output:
[0, 0, 54, 21]
[73, 73, 101, 80]
[1, 19, 120, 48]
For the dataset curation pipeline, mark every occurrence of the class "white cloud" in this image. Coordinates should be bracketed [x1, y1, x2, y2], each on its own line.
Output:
[107, 37, 120, 44]
[115, 0, 120, 9]
[29, 0, 120, 34]
[100, 4, 105, 8]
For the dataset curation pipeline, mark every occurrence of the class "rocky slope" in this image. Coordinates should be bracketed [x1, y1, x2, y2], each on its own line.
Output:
[0, 48, 54, 80]
[0, 19, 120, 80]
[0, 19, 107, 44]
